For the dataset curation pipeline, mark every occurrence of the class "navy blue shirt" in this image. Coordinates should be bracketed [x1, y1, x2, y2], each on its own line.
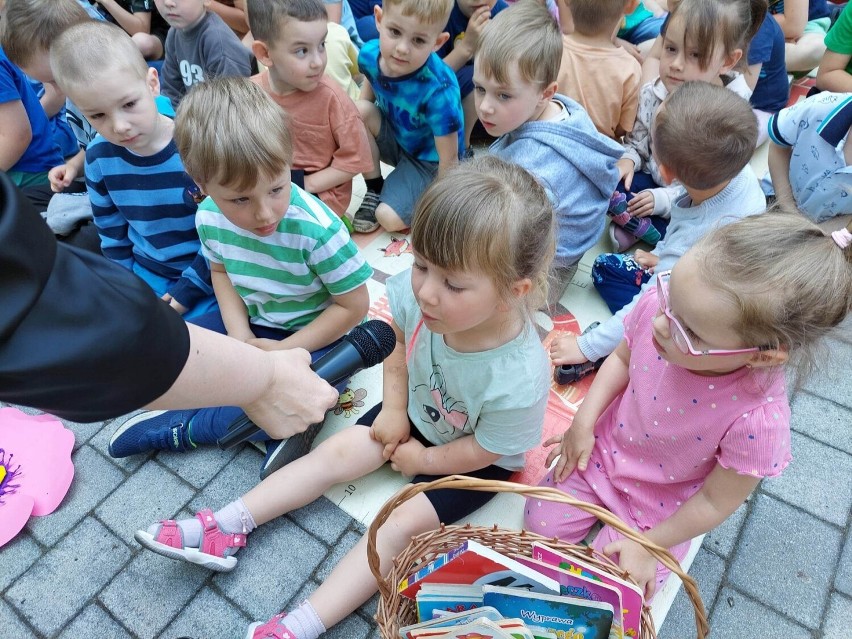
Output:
[768, 0, 831, 20]
[748, 14, 789, 113]
[438, 0, 508, 59]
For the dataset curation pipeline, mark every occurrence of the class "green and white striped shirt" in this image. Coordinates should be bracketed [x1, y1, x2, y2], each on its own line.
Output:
[197, 185, 372, 330]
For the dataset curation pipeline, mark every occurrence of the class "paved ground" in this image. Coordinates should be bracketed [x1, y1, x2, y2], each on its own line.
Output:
[1, 329, 850, 639]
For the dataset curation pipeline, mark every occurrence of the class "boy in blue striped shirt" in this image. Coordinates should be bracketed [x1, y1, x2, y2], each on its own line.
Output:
[50, 20, 216, 318]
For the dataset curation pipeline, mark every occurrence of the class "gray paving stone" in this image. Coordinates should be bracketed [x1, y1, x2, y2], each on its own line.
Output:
[790, 392, 852, 455]
[729, 495, 841, 628]
[96, 460, 195, 541]
[702, 500, 749, 559]
[99, 548, 210, 639]
[709, 587, 811, 638]
[316, 529, 360, 582]
[26, 444, 125, 546]
[803, 339, 852, 409]
[215, 516, 327, 619]
[761, 432, 852, 526]
[0, 598, 35, 638]
[56, 604, 132, 639]
[837, 532, 852, 596]
[658, 550, 725, 639]
[325, 609, 373, 639]
[157, 443, 240, 490]
[5, 517, 131, 636]
[189, 447, 266, 512]
[0, 532, 41, 592]
[824, 593, 852, 639]
[289, 496, 358, 545]
[91, 414, 153, 473]
[164, 587, 252, 639]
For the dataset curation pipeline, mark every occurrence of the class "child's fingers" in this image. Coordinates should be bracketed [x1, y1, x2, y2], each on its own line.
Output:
[382, 442, 396, 460]
[543, 433, 563, 448]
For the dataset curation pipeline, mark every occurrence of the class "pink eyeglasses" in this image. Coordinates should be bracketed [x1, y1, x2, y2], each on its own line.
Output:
[655, 270, 767, 357]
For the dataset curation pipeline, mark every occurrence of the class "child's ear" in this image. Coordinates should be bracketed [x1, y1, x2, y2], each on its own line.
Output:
[433, 31, 450, 51]
[511, 277, 533, 299]
[657, 162, 677, 186]
[373, 4, 383, 27]
[540, 80, 558, 103]
[720, 47, 743, 75]
[146, 66, 161, 97]
[747, 347, 788, 369]
[252, 39, 272, 67]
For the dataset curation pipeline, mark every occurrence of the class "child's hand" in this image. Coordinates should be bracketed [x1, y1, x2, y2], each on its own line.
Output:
[389, 437, 425, 476]
[461, 6, 491, 56]
[370, 407, 411, 459]
[614, 37, 643, 64]
[603, 537, 659, 600]
[633, 249, 659, 271]
[48, 163, 78, 193]
[161, 293, 188, 315]
[549, 334, 588, 366]
[543, 419, 595, 483]
[627, 190, 655, 217]
[615, 158, 636, 190]
[247, 337, 284, 351]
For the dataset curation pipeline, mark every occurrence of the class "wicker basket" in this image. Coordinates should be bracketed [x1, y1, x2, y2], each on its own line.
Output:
[367, 475, 709, 639]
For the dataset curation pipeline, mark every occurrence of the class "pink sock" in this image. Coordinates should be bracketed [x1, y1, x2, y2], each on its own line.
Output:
[280, 601, 326, 639]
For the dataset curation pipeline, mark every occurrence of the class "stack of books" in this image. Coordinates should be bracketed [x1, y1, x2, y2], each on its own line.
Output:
[396, 540, 645, 639]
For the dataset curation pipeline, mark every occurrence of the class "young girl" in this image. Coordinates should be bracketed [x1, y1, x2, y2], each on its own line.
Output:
[134, 155, 555, 639]
[526, 211, 852, 599]
[609, 0, 761, 252]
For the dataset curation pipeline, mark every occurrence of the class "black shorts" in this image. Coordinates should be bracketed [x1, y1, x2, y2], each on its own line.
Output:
[356, 403, 513, 524]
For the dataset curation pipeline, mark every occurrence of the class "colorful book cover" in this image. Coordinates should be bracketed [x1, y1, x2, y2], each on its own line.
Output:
[416, 584, 484, 622]
[400, 606, 505, 639]
[512, 555, 623, 639]
[481, 585, 614, 639]
[530, 543, 643, 639]
[398, 540, 560, 599]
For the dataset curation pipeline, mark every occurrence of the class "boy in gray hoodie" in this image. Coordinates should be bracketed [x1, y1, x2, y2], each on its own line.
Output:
[473, 0, 623, 304]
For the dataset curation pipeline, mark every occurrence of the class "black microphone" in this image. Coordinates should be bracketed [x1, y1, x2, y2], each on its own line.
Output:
[217, 319, 397, 449]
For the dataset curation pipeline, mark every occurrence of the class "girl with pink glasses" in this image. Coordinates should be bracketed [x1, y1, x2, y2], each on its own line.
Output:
[525, 211, 852, 599]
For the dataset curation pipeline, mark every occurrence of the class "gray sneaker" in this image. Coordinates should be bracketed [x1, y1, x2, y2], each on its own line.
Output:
[353, 189, 381, 233]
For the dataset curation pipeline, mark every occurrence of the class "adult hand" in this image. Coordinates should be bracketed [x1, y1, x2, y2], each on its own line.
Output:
[603, 537, 659, 599]
[243, 348, 339, 440]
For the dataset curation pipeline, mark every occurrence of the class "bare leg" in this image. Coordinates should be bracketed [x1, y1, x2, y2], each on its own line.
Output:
[131, 32, 164, 61]
[357, 100, 383, 180]
[784, 34, 827, 73]
[375, 203, 408, 232]
[461, 92, 478, 150]
[308, 493, 440, 628]
[242, 426, 386, 525]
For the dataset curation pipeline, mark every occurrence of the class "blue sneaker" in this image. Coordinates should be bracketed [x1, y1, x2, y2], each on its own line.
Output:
[108, 410, 198, 458]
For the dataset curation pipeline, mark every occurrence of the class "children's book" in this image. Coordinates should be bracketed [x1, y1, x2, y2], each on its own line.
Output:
[530, 543, 643, 639]
[443, 618, 517, 639]
[416, 584, 484, 622]
[400, 607, 504, 639]
[511, 555, 623, 639]
[482, 586, 614, 639]
[398, 540, 560, 599]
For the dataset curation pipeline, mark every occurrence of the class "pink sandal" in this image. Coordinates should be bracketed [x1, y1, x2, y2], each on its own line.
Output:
[134, 508, 246, 572]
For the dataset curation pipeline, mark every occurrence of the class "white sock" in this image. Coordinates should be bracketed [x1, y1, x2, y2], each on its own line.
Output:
[280, 601, 326, 639]
[148, 498, 256, 550]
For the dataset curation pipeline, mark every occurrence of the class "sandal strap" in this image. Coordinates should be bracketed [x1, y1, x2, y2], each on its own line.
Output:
[195, 509, 247, 557]
[153, 520, 183, 549]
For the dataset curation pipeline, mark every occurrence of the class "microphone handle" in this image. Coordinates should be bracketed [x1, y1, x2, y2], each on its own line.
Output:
[217, 414, 259, 449]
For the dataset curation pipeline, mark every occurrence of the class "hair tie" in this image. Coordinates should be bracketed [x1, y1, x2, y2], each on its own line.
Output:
[831, 228, 852, 250]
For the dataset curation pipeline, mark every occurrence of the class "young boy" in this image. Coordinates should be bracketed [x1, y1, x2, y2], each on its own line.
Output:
[767, 91, 852, 223]
[50, 21, 217, 318]
[108, 77, 372, 473]
[154, 0, 251, 105]
[352, 0, 463, 233]
[473, 0, 623, 303]
[550, 82, 766, 381]
[557, 0, 642, 139]
[247, 0, 372, 220]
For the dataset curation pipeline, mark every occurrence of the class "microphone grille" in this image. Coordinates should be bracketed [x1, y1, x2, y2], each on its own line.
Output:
[349, 320, 398, 367]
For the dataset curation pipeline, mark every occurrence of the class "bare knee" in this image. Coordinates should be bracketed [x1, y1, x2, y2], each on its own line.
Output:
[376, 203, 408, 232]
[356, 100, 381, 135]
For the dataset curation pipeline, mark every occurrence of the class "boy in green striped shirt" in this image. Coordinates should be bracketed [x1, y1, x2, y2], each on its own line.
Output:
[107, 77, 372, 467]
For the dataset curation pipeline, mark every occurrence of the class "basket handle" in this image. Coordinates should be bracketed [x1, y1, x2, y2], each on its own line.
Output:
[366, 475, 709, 639]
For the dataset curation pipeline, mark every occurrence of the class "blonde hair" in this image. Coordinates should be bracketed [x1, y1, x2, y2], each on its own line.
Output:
[247, 0, 327, 45]
[174, 76, 293, 191]
[694, 210, 852, 382]
[50, 21, 149, 94]
[476, 0, 561, 87]
[410, 155, 556, 312]
[382, 0, 453, 29]
[653, 81, 756, 189]
[568, 0, 633, 36]
[0, 0, 89, 67]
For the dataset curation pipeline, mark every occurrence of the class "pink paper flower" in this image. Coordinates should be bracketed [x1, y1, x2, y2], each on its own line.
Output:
[0, 408, 75, 547]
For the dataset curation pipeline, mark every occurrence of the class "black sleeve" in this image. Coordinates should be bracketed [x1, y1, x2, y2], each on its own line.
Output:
[0, 172, 191, 421]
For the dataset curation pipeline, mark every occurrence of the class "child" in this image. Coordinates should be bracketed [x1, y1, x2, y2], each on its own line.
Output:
[527, 209, 852, 598]
[154, 0, 251, 106]
[132, 156, 554, 639]
[247, 0, 373, 220]
[473, 0, 623, 302]
[352, 0, 463, 233]
[768, 0, 830, 74]
[550, 82, 765, 381]
[610, 0, 757, 251]
[50, 21, 217, 317]
[767, 91, 852, 222]
[557, 0, 642, 139]
[108, 77, 372, 468]
[90, 0, 170, 60]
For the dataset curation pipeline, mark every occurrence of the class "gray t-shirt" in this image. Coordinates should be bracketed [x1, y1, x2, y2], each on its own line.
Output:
[387, 270, 551, 471]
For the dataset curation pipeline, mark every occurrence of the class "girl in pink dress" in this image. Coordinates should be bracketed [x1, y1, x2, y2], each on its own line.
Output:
[525, 211, 852, 599]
